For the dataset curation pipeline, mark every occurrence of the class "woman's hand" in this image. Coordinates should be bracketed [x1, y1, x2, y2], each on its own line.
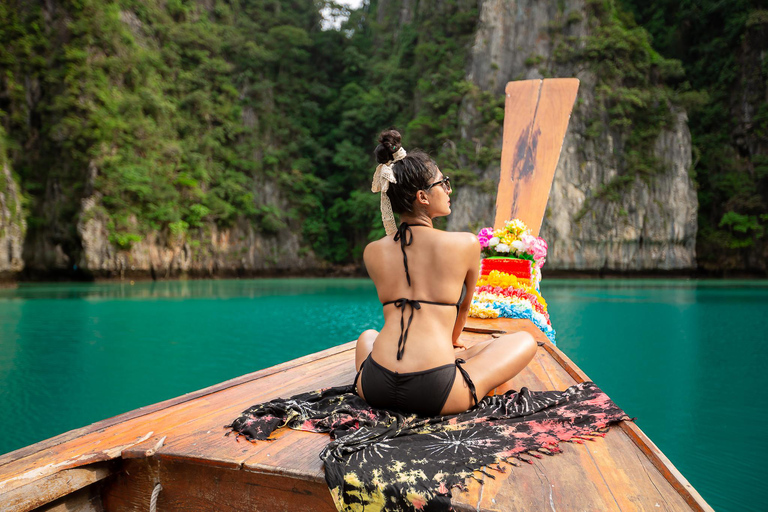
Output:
[453, 339, 469, 350]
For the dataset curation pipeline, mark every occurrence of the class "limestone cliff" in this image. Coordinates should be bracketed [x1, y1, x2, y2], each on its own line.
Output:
[8, 1, 320, 279]
[0, 159, 26, 276]
[446, 0, 698, 271]
[76, 164, 319, 279]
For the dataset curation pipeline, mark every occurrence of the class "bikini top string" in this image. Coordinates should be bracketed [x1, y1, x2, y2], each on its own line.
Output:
[393, 222, 413, 286]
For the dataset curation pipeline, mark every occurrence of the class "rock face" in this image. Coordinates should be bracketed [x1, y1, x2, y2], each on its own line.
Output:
[11, 2, 321, 280]
[447, 0, 698, 271]
[75, 166, 319, 279]
[0, 160, 26, 275]
[727, 15, 768, 271]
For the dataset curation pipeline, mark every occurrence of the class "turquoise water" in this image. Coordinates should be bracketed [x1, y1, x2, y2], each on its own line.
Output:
[0, 278, 766, 511]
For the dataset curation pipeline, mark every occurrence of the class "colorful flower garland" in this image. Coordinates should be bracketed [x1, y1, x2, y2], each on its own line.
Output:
[469, 220, 556, 344]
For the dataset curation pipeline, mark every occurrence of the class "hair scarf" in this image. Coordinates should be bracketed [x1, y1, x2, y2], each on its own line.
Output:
[371, 147, 407, 236]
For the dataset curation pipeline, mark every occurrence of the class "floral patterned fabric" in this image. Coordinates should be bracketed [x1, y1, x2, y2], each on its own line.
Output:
[227, 382, 629, 511]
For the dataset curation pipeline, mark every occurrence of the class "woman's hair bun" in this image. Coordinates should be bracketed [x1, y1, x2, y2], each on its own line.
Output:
[374, 129, 402, 164]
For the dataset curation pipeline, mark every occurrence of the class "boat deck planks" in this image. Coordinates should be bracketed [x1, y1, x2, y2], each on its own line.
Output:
[0, 321, 711, 511]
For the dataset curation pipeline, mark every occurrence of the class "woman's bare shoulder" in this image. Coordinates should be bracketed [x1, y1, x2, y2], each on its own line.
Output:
[363, 237, 390, 263]
[439, 230, 480, 252]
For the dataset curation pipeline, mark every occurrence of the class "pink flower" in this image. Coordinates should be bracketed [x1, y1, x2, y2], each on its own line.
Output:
[522, 234, 548, 267]
[477, 227, 494, 248]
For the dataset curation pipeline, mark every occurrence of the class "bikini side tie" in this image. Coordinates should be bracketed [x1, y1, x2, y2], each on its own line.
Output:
[454, 358, 479, 407]
[393, 222, 414, 286]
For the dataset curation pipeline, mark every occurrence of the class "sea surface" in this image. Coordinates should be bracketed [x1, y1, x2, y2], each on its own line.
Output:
[0, 278, 766, 511]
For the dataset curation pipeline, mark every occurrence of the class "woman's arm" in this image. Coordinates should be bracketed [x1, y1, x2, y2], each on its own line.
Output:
[452, 235, 481, 347]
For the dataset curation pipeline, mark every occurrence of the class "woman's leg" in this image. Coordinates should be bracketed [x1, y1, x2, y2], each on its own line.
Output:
[454, 338, 492, 359]
[354, 330, 378, 401]
[355, 329, 378, 371]
[441, 331, 537, 415]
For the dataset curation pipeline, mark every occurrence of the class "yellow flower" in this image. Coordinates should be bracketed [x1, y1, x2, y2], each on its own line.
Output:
[507, 219, 528, 233]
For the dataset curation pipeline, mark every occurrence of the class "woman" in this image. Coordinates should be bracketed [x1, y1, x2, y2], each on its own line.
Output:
[354, 129, 537, 417]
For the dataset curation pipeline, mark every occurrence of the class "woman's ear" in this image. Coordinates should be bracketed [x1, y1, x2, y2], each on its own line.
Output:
[416, 190, 430, 205]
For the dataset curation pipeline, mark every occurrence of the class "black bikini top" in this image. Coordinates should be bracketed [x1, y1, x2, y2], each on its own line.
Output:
[382, 222, 467, 360]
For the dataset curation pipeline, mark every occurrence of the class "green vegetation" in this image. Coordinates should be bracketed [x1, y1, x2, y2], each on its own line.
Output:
[548, 0, 692, 222]
[0, 124, 26, 238]
[619, 0, 768, 269]
[0, 0, 490, 264]
[1, 0, 765, 270]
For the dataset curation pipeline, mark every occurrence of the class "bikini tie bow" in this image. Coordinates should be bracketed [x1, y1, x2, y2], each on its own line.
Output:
[391, 298, 421, 360]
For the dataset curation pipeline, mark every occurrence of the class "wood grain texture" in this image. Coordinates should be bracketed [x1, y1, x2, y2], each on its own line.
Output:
[536, 336, 696, 511]
[619, 422, 714, 512]
[494, 78, 579, 236]
[0, 345, 355, 497]
[103, 456, 337, 512]
[37, 484, 105, 512]
[3, 462, 114, 512]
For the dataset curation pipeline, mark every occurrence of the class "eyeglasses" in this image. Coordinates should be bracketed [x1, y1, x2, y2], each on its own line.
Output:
[424, 176, 451, 193]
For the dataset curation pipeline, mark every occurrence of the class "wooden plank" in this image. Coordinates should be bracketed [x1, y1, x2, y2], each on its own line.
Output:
[494, 79, 542, 234]
[4, 461, 114, 512]
[449, 333, 612, 511]
[100, 458, 158, 512]
[464, 317, 509, 333]
[468, 352, 621, 511]
[153, 354, 353, 470]
[494, 78, 579, 236]
[37, 484, 104, 512]
[620, 422, 713, 512]
[0, 431, 154, 497]
[3, 317, 710, 511]
[102, 457, 337, 512]
[536, 338, 697, 511]
[464, 318, 551, 347]
[0, 345, 356, 496]
[487, 445, 622, 511]
[461, 318, 706, 511]
[242, 430, 330, 482]
[0, 341, 356, 469]
[528, 324, 712, 511]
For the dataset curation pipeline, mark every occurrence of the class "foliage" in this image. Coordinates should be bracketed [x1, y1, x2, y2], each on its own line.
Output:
[0, 0, 490, 264]
[619, 0, 768, 269]
[0, 0, 329, 251]
[0, 122, 27, 237]
[550, 0, 689, 224]
[2, 0, 765, 270]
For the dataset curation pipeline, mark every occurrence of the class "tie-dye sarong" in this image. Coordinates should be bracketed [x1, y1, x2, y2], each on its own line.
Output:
[228, 381, 628, 511]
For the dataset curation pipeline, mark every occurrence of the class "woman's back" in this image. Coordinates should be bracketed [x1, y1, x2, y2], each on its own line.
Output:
[364, 225, 478, 372]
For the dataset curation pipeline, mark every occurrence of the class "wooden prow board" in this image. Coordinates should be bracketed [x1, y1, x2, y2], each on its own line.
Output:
[494, 78, 579, 236]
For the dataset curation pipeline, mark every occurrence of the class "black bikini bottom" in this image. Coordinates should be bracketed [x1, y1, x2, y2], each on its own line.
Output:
[354, 354, 478, 417]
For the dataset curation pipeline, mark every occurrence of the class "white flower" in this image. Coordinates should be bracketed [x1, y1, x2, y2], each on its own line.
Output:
[495, 243, 510, 253]
[511, 240, 527, 253]
[488, 237, 499, 246]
